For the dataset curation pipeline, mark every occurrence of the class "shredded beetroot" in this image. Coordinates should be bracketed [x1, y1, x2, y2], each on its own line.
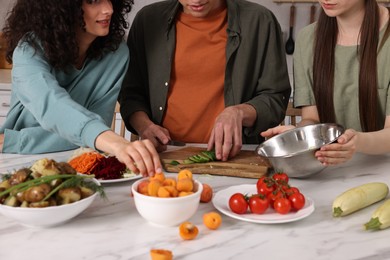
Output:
[89, 156, 127, 180]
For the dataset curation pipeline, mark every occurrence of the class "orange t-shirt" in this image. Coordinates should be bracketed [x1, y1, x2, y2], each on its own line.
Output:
[162, 8, 227, 143]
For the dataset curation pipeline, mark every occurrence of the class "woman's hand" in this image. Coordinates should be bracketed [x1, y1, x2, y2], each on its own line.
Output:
[260, 125, 295, 139]
[315, 129, 358, 165]
[113, 139, 163, 177]
[95, 130, 162, 177]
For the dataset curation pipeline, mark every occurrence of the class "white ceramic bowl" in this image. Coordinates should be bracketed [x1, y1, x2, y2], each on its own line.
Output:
[132, 178, 203, 227]
[0, 179, 99, 228]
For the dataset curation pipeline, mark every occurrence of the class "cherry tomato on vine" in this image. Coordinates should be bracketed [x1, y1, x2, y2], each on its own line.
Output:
[285, 186, 300, 197]
[274, 197, 292, 214]
[272, 172, 289, 184]
[248, 195, 269, 214]
[256, 180, 274, 196]
[229, 193, 248, 214]
[289, 192, 306, 210]
[267, 190, 284, 208]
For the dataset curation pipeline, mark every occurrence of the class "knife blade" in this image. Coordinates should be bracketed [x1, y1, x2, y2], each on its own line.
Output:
[166, 140, 186, 146]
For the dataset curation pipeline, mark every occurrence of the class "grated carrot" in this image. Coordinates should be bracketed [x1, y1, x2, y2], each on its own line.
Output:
[68, 152, 104, 174]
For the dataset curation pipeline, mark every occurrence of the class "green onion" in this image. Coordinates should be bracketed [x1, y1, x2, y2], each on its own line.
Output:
[0, 174, 105, 201]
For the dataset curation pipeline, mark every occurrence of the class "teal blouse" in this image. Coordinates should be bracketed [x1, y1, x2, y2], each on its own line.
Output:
[0, 39, 129, 154]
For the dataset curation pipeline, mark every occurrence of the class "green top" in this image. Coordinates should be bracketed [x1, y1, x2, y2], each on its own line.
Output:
[0, 39, 129, 154]
[293, 23, 390, 131]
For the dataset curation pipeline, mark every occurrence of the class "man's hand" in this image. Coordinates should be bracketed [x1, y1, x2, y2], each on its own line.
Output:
[139, 123, 171, 153]
[129, 111, 171, 152]
[208, 106, 244, 161]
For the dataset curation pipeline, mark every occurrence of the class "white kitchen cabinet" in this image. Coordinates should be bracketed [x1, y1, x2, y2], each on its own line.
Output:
[0, 69, 12, 127]
[0, 90, 11, 126]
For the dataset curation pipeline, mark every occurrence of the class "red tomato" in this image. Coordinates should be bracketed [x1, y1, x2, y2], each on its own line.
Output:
[274, 197, 292, 214]
[285, 186, 300, 197]
[289, 193, 306, 210]
[290, 187, 300, 193]
[248, 195, 269, 214]
[256, 181, 275, 196]
[229, 193, 248, 214]
[272, 172, 289, 184]
[267, 190, 284, 208]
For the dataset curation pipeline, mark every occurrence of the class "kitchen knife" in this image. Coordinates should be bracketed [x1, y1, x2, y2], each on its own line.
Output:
[167, 140, 186, 146]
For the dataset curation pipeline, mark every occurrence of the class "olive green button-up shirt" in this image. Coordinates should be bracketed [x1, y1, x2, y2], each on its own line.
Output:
[294, 23, 390, 131]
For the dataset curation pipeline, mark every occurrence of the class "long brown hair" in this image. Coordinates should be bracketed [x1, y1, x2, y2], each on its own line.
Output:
[313, 0, 388, 131]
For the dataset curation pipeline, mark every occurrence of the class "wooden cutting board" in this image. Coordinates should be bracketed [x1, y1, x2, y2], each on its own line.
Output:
[159, 147, 271, 179]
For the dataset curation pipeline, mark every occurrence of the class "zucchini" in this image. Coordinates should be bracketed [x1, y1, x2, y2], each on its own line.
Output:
[189, 154, 209, 163]
[332, 182, 389, 217]
[364, 199, 390, 230]
[169, 151, 217, 165]
[201, 151, 217, 161]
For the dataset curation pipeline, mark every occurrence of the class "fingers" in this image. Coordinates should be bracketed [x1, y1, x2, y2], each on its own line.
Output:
[142, 139, 163, 174]
[141, 135, 167, 153]
[229, 142, 242, 159]
[141, 124, 170, 147]
[315, 141, 356, 166]
[336, 129, 356, 144]
[260, 128, 275, 138]
[261, 125, 295, 138]
[207, 129, 215, 152]
[212, 123, 232, 161]
[228, 128, 242, 159]
[155, 130, 171, 146]
[121, 152, 140, 175]
[316, 151, 352, 165]
[121, 140, 162, 177]
[209, 122, 242, 161]
[212, 124, 224, 161]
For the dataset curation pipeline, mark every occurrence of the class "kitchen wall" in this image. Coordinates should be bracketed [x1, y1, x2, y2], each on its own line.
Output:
[0, 0, 321, 80]
[3, 0, 389, 82]
[0, 0, 320, 38]
[0, 0, 13, 29]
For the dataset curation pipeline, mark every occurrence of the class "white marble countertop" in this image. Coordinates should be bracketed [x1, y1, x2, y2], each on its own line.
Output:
[1, 146, 390, 260]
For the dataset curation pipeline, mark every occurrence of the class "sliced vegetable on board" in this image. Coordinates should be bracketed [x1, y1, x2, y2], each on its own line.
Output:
[170, 150, 217, 165]
[332, 182, 389, 217]
[364, 199, 390, 231]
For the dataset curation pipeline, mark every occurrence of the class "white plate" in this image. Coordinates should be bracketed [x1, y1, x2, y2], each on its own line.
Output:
[79, 173, 141, 184]
[212, 184, 315, 224]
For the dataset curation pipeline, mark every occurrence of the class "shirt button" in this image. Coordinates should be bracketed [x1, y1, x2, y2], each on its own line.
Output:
[164, 82, 168, 87]
[159, 107, 163, 111]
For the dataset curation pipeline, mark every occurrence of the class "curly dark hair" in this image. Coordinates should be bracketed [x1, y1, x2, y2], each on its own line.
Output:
[2, 0, 133, 70]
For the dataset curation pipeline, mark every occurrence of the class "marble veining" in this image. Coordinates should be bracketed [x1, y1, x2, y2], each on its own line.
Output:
[1, 146, 390, 260]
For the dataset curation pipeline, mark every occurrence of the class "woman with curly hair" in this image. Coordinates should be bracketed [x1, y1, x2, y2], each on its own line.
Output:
[0, 0, 162, 177]
[262, 0, 390, 166]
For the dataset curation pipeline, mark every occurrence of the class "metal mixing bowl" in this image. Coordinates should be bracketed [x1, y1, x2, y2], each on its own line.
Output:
[256, 123, 344, 178]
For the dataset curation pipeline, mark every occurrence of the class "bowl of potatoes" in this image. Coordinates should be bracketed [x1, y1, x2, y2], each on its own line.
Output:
[0, 158, 102, 228]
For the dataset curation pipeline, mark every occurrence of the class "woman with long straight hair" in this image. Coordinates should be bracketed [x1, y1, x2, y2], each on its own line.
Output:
[262, 0, 390, 165]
